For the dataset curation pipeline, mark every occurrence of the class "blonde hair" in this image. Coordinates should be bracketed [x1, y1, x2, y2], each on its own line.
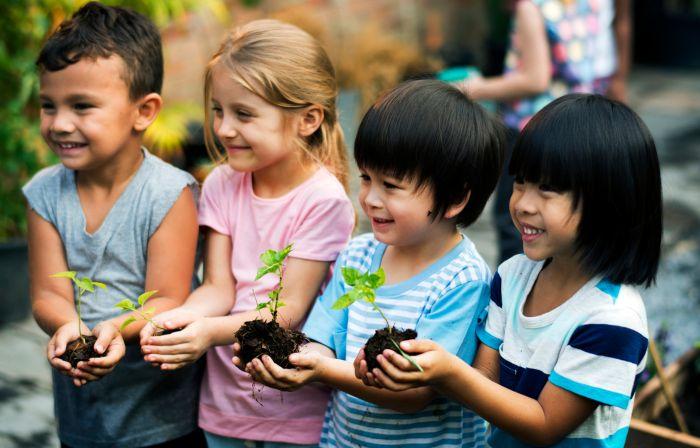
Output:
[203, 19, 349, 190]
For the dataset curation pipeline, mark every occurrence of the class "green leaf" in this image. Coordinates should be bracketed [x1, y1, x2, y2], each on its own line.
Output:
[92, 281, 107, 290]
[77, 278, 95, 293]
[255, 264, 278, 281]
[115, 299, 136, 312]
[341, 267, 360, 286]
[276, 301, 286, 308]
[49, 271, 76, 280]
[279, 244, 293, 260]
[120, 316, 137, 331]
[260, 249, 277, 267]
[144, 307, 156, 316]
[256, 302, 269, 311]
[137, 290, 158, 306]
[332, 290, 359, 310]
[368, 268, 386, 289]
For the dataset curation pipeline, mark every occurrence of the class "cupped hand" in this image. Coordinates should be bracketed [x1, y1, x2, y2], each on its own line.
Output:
[244, 351, 327, 392]
[72, 321, 125, 386]
[139, 307, 201, 343]
[369, 339, 450, 391]
[141, 317, 211, 370]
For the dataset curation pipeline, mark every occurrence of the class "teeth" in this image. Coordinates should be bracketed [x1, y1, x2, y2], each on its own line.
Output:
[57, 142, 83, 149]
[523, 226, 544, 235]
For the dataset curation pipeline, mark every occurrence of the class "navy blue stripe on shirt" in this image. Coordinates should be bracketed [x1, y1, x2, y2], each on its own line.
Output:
[499, 356, 549, 400]
[490, 272, 502, 308]
[569, 324, 648, 365]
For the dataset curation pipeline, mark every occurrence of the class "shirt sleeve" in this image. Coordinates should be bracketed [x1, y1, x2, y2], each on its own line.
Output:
[302, 254, 349, 359]
[147, 169, 198, 238]
[198, 167, 230, 235]
[416, 280, 491, 364]
[477, 271, 505, 351]
[288, 195, 354, 262]
[22, 166, 59, 225]
[549, 308, 649, 409]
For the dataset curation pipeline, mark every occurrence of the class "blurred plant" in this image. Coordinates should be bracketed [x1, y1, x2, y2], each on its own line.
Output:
[144, 101, 202, 159]
[0, 0, 226, 241]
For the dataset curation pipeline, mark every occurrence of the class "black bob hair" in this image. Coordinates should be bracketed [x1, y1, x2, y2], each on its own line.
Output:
[510, 93, 662, 287]
[36, 1, 163, 100]
[354, 79, 506, 228]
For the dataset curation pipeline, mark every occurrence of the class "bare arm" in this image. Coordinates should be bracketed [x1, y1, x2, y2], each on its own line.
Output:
[27, 208, 83, 335]
[374, 341, 597, 446]
[607, 0, 632, 102]
[462, 1, 551, 101]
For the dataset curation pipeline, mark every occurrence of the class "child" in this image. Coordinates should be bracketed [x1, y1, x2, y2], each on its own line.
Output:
[138, 20, 355, 447]
[368, 94, 661, 448]
[23, 2, 203, 447]
[236, 79, 506, 447]
[461, 0, 622, 263]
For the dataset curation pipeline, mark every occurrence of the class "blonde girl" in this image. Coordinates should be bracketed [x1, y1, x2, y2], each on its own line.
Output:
[139, 20, 355, 447]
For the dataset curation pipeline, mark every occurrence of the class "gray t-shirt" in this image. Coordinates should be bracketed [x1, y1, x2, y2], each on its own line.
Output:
[23, 150, 202, 447]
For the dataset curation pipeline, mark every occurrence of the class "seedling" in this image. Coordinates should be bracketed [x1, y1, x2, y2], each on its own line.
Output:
[332, 267, 423, 372]
[235, 244, 308, 369]
[253, 244, 292, 322]
[114, 290, 162, 332]
[50, 271, 106, 344]
[49, 271, 107, 367]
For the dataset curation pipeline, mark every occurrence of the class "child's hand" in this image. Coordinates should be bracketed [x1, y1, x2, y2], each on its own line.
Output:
[244, 351, 328, 392]
[141, 317, 211, 370]
[72, 321, 125, 386]
[47, 321, 87, 375]
[369, 339, 452, 391]
[353, 348, 383, 388]
[139, 307, 201, 342]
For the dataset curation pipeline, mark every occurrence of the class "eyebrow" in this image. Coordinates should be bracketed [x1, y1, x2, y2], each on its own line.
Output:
[39, 93, 99, 103]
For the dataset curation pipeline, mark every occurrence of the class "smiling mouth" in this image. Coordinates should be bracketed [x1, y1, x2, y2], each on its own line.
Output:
[522, 225, 544, 235]
[372, 217, 394, 224]
[54, 142, 87, 149]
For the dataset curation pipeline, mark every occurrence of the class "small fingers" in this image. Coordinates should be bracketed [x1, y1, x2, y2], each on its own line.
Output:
[381, 349, 414, 371]
[370, 365, 412, 391]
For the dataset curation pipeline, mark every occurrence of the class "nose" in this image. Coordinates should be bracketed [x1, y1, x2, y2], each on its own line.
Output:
[511, 185, 537, 216]
[215, 114, 238, 140]
[363, 183, 383, 209]
[49, 109, 76, 135]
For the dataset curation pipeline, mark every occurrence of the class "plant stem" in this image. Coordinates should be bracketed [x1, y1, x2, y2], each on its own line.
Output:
[372, 303, 392, 333]
[77, 291, 86, 344]
[135, 309, 165, 332]
[272, 265, 285, 322]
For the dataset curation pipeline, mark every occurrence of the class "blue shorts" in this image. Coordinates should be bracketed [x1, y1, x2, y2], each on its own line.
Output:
[203, 431, 318, 448]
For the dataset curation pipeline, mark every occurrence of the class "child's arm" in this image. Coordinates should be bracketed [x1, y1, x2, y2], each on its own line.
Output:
[607, 0, 632, 102]
[242, 342, 436, 413]
[461, 1, 551, 101]
[374, 341, 597, 446]
[27, 209, 125, 386]
[141, 248, 332, 370]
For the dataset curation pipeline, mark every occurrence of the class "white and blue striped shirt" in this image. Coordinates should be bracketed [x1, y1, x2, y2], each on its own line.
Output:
[477, 255, 649, 447]
[304, 233, 491, 447]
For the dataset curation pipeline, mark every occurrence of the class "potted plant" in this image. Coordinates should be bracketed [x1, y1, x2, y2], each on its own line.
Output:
[49, 271, 107, 367]
[234, 245, 308, 368]
[332, 267, 423, 372]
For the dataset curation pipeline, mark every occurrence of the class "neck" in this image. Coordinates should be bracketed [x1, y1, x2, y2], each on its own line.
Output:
[383, 225, 462, 282]
[252, 155, 318, 198]
[75, 141, 144, 191]
[540, 254, 590, 292]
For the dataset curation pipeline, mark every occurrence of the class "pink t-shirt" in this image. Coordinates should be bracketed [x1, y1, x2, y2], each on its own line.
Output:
[197, 165, 354, 444]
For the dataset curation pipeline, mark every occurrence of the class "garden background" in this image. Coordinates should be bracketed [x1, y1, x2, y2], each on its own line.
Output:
[1, 0, 699, 446]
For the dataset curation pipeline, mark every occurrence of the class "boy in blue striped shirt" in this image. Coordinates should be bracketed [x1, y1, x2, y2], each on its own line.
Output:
[233, 79, 505, 447]
[367, 94, 661, 448]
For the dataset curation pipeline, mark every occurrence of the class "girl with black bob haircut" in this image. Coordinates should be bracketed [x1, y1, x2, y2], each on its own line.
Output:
[510, 93, 662, 286]
[363, 93, 662, 448]
[354, 79, 506, 228]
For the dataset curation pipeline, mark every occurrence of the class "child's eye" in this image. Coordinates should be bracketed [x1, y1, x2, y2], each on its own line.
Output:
[383, 181, 399, 189]
[211, 105, 223, 115]
[40, 102, 55, 112]
[359, 173, 370, 182]
[73, 103, 93, 111]
[236, 109, 252, 119]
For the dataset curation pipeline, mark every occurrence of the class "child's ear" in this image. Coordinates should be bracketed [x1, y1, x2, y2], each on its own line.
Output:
[443, 191, 471, 220]
[297, 104, 324, 137]
[133, 93, 163, 132]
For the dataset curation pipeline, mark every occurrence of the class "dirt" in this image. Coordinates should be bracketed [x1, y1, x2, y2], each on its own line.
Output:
[364, 327, 417, 371]
[655, 359, 700, 436]
[234, 319, 308, 368]
[158, 328, 182, 336]
[59, 335, 104, 368]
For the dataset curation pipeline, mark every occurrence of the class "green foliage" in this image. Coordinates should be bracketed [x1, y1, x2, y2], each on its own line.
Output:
[331, 266, 423, 372]
[50, 270, 107, 342]
[0, 0, 226, 240]
[114, 290, 160, 331]
[254, 244, 292, 321]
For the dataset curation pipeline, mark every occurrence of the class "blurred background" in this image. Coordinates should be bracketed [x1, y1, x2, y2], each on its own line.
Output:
[1, 0, 699, 446]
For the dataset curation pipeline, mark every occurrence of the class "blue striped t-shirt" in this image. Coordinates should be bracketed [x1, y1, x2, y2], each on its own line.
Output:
[304, 233, 491, 447]
[477, 255, 649, 447]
